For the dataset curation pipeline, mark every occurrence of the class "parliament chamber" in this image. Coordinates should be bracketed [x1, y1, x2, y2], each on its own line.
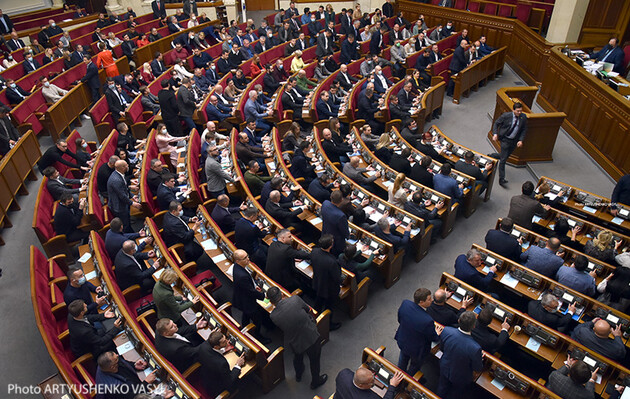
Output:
[1, 0, 630, 398]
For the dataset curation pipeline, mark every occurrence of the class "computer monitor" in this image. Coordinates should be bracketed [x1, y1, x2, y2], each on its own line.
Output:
[602, 62, 614, 73]
[609, 79, 619, 92]
[575, 56, 584, 67]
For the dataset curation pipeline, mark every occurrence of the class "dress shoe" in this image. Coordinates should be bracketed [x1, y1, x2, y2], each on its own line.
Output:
[295, 374, 302, 382]
[499, 179, 508, 187]
[330, 322, 342, 331]
[311, 374, 328, 389]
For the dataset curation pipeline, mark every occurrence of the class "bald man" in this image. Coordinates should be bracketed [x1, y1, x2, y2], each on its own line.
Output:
[232, 249, 270, 344]
[107, 160, 141, 232]
[114, 240, 157, 293]
[427, 288, 472, 327]
[571, 318, 626, 362]
[342, 156, 381, 189]
[334, 366, 403, 398]
[520, 237, 564, 278]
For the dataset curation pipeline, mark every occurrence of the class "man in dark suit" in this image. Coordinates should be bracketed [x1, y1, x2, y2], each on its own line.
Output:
[234, 207, 269, 270]
[67, 299, 122, 358]
[316, 90, 338, 120]
[438, 312, 483, 399]
[210, 194, 244, 233]
[81, 56, 101, 104]
[527, 294, 574, 334]
[154, 317, 207, 371]
[197, 331, 246, 396]
[6, 32, 24, 51]
[340, 34, 359, 64]
[205, 95, 232, 125]
[390, 148, 412, 175]
[404, 191, 444, 242]
[42, 166, 83, 201]
[374, 217, 411, 253]
[162, 201, 204, 263]
[507, 181, 549, 229]
[427, 288, 470, 327]
[268, 287, 327, 388]
[357, 88, 384, 134]
[334, 64, 358, 91]
[265, 190, 303, 232]
[158, 80, 183, 136]
[146, 158, 169, 195]
[321, 191, 349, 255]
[547, 356, 597, 399]
[395, 287, 442, 375]
[453, 249, 497, 291]
[54, 194, 89, 243]
[471, 305, 510, 354]
[311, 234, 343, 330]
[5, 79, 30, 105]
[308, 174, 334, 203]
[22, 54, 41, 74]
[334, 367, 403, 398]
[0, 9, 14, 35]
[484, 217, 522, 262]
[571, 319, 626, 362]
[370, 27, 387, 56]
[156, 173, 191, 211]
[315, 30, 333, 59]
[114, 240, 156, 293]
[446, 39, 469, 96]
[492, 102, 528, 185]
[0, 106, 20, 155]
[409, 155, 435, 189]
[591, 37, 625, 74]
[266, 229, 310, 291]
[105, 79, 131, 119]
[151, 52, 167, 76]
[455, 151, 493, 194]
[232, 249, 270, 343]
[105, 217, 151, 261]
[107, 160, 139, 232]
[152, 0, 166, 19]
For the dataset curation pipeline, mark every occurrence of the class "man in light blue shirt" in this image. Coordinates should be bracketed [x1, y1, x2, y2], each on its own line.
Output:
[556, 255, 597, 296]
[520, 237, 564, 278]
[433, 163, 463, 204]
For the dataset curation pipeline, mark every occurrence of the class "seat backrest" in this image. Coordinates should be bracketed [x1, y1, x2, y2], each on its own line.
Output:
[515, 3, 532, 23]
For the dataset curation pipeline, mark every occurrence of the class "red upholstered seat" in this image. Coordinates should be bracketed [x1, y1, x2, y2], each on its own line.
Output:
[483, 3, 497, 15]
[498, 5, 513, 17]
[468, 1, 481, 12]
[190, 270, 222, 292]
[432, 56, 452, 84]
[454, 0, 466, 9]
[515, 4, 532, 23]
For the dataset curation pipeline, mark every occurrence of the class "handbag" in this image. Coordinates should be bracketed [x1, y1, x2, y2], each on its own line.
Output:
[136, 299, 156, 315]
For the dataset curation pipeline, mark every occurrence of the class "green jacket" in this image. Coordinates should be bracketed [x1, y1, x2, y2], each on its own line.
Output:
[244, 170, 271, 197]
[152, 281, 193, 322]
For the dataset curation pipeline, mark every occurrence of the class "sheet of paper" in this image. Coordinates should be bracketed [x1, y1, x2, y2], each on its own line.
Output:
[85, 270, 97, 281]
[177, 163, 185, 169]
[369, 211, 384, 223]
[212, 253, 227, 264]
[490, 379, 505, 390]
[366, 171, 377, 176]
[296, 260, 310, 271]
[78, 252, 92, 263]
[482, 266, 491, 273]
[532, 215, 542, 223]
[435, 350, 443, 359]
[525, 336, 541, 352]
[410, 228, 420, 237]
[382, 180, 393, 188]
[500, 273, 519, 288]
[201, 239, 217, 251]
[176, 147, 186, 153]
[310, 217, 322, 225]
[226, 264, 234, 277]
[153, 268, 164, 279]
[582, 206, 597, 214]
[116, 341, 134, 356]
[545, 193, 557, 201]
[267, 162, 276, 171]
[612, 217, 624, 225]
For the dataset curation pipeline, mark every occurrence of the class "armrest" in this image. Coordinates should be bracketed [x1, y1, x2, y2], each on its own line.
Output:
[122, 284, 143, 302]
[169, 243, 185, 265]
[182, 362, 201, 378]
[180, 261, 197, 277]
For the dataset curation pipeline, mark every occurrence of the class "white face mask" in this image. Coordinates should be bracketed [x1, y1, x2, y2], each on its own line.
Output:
[43, 82, 50, 87]
[162, 129, 167, 134]
[178, 210, 184, 217]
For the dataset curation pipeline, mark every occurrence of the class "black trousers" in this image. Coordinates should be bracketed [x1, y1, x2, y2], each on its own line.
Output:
[294, 340, 322, 384]
[498, 138, 518, 181]
[112, 208, 132, 233]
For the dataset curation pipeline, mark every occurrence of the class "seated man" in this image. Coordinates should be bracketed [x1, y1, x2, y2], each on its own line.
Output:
[433, 163, 463, 204]
[105, 217, 151, 260]
[427, 288, 470, 327]
[547, 356, 597, 399]
[67, 299, 122, 358]
[308, 174, 335, 203]
[53, 194, 89, 243]
[556, 255, 597, 297]
[235, 132, 270, 170]
[571, 318, 626, 362]
[374, 216, 411, 253]
[154, 317, 207, 371]
[63, 268, 106, 315]
[455, 151, 493, 195]
[471, 305, 510, 354]
[403, 191, 444, 242]
[156, 173, 192, 211]
[484, 217, 522, 262]
[267, 228, 310, 291]
[335, 367, 403, 399]
[520, 237, 564, 278]
[198, 331, 246, 397]
[342, 156, 381, 190]
[146, 158, 170, 196]
[162, 201, 204, 263]
[95, 351, 160, 398]
[210, 194, 245, 233]
[454, 249, 497, 291]
[265, 190, 303, 232]
[243, 161, 271, 197]
[43, 166, 85, 201]
[114, 240, 157, 294]
[235, 207, 269, 270]
[527, 293, 574, 334]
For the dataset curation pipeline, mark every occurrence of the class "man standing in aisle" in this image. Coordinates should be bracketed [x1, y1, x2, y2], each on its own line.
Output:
[491, 102, 527, 187]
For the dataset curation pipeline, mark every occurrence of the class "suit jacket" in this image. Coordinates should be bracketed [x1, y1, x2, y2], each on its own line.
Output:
[527, 300, 572, 333]
[449, 45, 468, 75]
[281, 90, 303, 113]
[321, 200, 349, 254]
[390, 153, 411, 175]
[205, 102, 231, 122]
[150, 59, 167, 76]
[154, 324, 199, 371]
[46, 176, 80, 200]
[571, 321, 626, 361]
[158, 89, 179, 121]
[455, 160, 488, 182]
[197, 342, 240, 397]
[374, 224, 410, 253]
[105, 88, 130, 117]
[547, 365, 595, 399]
[267, 241, 310, 289]
[270, 296, 319, 353]
[484, 229, 521, 262]
[316, 98, 336, 120]
[7, 38, 24, 51]
[334, 71, 357, 90]
[151, 0, 167, 18]
[107, 171, 132, 214]
[493, 111, 527, 142]
[592, 45, 625, 74]
[68, 313, 122, 358]
[210, 204, 239, 233]
[471, 323, 508, 353]
[427, 302, 462, 327]
[409, 163, 434, 189]
[340, 39, 358, 64]
[454, 253, 495, 290]
[53, 202, 83, 236]
[0, 115, 20, 155]
[232, 263, 264, 313]
[114, 250, 152, 291]
[357, 93, 379, 122]
[23, 58, 41, 74]
[369, 30, 383, 55]
[141, 93, 160, 114]
[308, 180, 332, 203]
[0, 14, 14, 34]
[335, 368, 396, 399]
[105, 230, 140, 260]
[311, 247, 342, 300]
[316, 33, 333, 58]
[176, 85, 196, 117]
[290, 149, 316, 181]
[162, 212, 195, 248]
[265, 199, 301, 228]
[507, 194, 545, 230]
[81, 62, 101, 90]
[373, 74, 392, 93]
[433, 173, 463, 200]
[156, 183, 182, 211]
[6, 85, 30, 104]
[439, 326, 483, 384]
[395, 300, 438, 359]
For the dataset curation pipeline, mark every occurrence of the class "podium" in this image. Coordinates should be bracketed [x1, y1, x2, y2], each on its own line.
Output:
[487, 87, 566, 166]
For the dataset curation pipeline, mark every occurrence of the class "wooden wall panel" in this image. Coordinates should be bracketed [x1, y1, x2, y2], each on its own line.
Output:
[579, 0, 630, 45]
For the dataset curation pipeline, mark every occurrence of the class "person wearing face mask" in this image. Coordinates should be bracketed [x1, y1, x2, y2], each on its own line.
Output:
[153, 269, 200, 327]
[64, 268, 106, 315]
[307, 14, 323, 46]
[2, 54, 17, 69]
[54, 192, 89, 244]
[162, 201, 205, 264]
[22, 52, 41, 74]
[187, 12, 199, 28]
[360, 54, 376, 77]
[390, 40, 407, 78]
[114, 239, 157, 294]
[314, 58, 332, 82]
[40, 76, 68, 103]
[442, 21, 455, 38]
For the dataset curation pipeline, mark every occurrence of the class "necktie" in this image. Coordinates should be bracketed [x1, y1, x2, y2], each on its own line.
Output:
[15, 39, 22, 49]
[507, 115, 519, 139]
[601, 48, 613, 62]
[127, 253, 143, 269]
[178, 216, 190, 230]
[173, 333, 190, 343]
[0, 119, 7, 138]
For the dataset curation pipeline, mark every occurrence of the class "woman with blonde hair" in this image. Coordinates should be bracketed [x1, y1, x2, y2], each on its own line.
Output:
[291, 50, 305, 73]
[324, 4, 335, 25]
[153, 268, 199, 326]
[141, 62, 155, 83]
[388, 172, 408, 207]
[584, 230, 621, 264]
[374, 133, 393, 163]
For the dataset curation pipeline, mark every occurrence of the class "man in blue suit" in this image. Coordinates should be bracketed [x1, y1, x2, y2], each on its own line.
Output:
[454, 249, 497, 291]
[156, 173, 191, 211]
[316, 91, 337, 120]
[446, 39, 470, 96]
[205, 95, 232, 129]
[591, 37, 625, 74]
[373, 66, 393, 94]
[81, 56, 101, 104]
[395, 287, 442, 375]
[438, 312, 484, 399]
[321, 191, 349, 255]
[23, 54, 41, 74]
[107, 160, 140, 232]
[370, 27, 387, 56]
[340, 34, 359, 64]
[433, 163, 463, 204]
[104, 217, 152, 260]
[244, 90, 273, 135]
[484, 217, 521, 262]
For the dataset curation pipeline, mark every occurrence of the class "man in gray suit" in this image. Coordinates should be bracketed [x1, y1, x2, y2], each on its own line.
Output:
[546, 355, 597, 399]
[43, 166, 86, 201]
[492, 102, 527, 186]
[267, 287, 328, 390]
[107, 160, 141, 232]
